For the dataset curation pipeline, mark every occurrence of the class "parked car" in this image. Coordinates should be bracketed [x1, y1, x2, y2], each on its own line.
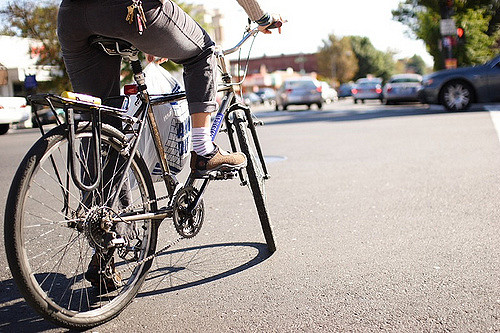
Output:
[352, 78, 383, 104]
[254, 88, 276, 105]
[242, 92, 261, 106]
[383, 73, 423, 105]
[337, 82, 355, 98]
[419, 54, 500, 111]
[0, 97, 31, 135]
[275, 78, 323, 110]
[320, 82, 338, 104]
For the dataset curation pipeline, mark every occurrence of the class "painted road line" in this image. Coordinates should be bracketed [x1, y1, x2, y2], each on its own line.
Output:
[488, 105, 500, 144]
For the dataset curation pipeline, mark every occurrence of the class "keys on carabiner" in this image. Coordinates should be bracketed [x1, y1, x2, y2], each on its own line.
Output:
[125, 0, 148, 35]
[126, 4, 135, 24]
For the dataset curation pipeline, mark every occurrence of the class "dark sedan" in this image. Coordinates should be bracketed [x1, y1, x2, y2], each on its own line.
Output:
[419, 55, 500, 110]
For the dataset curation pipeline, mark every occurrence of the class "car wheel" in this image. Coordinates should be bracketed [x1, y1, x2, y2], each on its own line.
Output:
[0, 124, 9, 135]
[316, 103, 322, 110]
[354, 99, 358, 104]
[441, 81, 473, 111]
[361, 99, 365, 104]
[275, 104, 280, 111]
[283, 104, 288, 110]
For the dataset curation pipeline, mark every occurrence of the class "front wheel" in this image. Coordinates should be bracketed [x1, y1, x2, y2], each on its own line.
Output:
[233, 111, 276, 253]
[4, 123, 158, 329]
[441, 81, 473, 111]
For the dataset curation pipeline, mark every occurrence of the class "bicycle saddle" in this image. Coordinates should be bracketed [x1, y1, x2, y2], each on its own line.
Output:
[89, 35, 139, 58]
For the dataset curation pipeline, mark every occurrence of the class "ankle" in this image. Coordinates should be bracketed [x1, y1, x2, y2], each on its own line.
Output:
[192, 127, 215, 156]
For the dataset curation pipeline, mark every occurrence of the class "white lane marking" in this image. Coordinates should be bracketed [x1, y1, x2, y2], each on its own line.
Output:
[488, 106, 500, 143]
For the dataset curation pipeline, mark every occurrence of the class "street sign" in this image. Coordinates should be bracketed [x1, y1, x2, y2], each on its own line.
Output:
[440, 19, 456, 36]
[445, 58, 457, 69]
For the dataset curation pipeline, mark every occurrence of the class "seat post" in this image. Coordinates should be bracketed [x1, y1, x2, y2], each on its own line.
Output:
[129, 56, 147, 92]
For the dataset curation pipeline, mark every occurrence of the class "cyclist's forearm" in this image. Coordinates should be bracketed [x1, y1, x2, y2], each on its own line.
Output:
[236, 0, 267, 23]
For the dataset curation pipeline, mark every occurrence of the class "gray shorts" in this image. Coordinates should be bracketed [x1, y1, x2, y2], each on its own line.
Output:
[57, 0, 217, 114]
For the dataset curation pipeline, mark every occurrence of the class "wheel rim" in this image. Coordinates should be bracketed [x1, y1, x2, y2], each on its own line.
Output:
[444, 83, 470, 110]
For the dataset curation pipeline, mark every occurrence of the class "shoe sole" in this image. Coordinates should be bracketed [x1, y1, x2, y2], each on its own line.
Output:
[191, 162, 247, 179]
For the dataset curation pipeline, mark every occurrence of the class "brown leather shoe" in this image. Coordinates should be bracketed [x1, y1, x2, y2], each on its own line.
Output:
[191, 144, 247, 178]
[85, 253, 122, 291]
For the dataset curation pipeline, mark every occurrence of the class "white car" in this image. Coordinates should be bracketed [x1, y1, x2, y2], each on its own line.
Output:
[0, 97, 31, 134]
[321, 82, 338, 104]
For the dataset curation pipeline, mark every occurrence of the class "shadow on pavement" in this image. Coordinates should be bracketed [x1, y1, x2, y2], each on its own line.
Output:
[138, 242, 271, 297]
[0, 242, 270, 331]
[0, 278, 59, 332]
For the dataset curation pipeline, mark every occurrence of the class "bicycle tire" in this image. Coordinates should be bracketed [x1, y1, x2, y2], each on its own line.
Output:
[233, 110, 276, 253]
[4, 122, 158, 329]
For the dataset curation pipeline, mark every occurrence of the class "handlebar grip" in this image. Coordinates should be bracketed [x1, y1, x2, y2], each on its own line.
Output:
[266, 20, 283, 30]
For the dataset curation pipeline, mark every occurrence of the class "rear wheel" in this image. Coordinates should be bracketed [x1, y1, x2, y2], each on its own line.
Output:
[233, 111, 276, 253]
[4, 123, 158, 329]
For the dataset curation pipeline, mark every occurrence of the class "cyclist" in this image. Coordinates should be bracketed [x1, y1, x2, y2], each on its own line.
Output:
[57, 0, 283, 288]
[58, 0, 282, 177]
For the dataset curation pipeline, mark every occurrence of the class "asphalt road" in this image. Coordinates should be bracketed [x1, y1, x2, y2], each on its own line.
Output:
[1, 99, 499, 332]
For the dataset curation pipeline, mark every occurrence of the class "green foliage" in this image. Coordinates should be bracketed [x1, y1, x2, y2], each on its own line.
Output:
[348, 36, 395, 82]
[407, 54, 428, 74]
[456, 8, 497, 64]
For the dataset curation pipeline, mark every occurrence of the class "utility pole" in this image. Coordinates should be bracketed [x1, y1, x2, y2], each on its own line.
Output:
[439, 0, 457, 69]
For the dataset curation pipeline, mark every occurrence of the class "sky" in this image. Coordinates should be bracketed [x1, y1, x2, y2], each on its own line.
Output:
[192, 0, 434, 66]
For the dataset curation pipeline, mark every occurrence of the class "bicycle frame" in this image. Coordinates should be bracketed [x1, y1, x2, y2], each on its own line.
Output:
[107, 26, 269, 223]
[29, 25, 269, 224]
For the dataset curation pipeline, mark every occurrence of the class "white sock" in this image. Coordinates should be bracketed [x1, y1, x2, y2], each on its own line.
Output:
[192, 127, 215, 156]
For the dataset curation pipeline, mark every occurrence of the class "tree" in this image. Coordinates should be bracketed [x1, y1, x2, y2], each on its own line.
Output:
[348, 36, 396, 81]
[0, 1, 69, 92]
[393, 0, 500, 69]
[407, 54, 428, 74]
[317, 33, 358, 84]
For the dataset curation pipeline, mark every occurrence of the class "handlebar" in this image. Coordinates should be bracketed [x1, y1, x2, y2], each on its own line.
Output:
[222, 27, 259, 56]
[222, 20, 284, 56]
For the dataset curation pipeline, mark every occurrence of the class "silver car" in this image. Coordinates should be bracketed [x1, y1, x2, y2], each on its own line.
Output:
[383, 74, 422, 105]
[275, 78, 323, 110]
[352, 78, 383, 104]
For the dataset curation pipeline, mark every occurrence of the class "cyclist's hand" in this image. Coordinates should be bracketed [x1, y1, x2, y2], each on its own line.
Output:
[258, 14, 285, 34]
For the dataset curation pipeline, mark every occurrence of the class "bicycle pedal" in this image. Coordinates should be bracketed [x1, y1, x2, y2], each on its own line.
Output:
[209, 169, 238, 180]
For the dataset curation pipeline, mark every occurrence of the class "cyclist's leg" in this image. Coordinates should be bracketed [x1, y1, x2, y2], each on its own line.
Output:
[58, 1, 135, 286]
[80, 0, 246, 175]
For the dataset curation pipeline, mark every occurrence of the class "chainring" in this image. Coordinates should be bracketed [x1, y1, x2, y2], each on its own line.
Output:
[172, 186, 204, 238]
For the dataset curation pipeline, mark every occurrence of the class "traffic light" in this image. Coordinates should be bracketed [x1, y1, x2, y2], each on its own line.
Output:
[457, 27, 465, 44]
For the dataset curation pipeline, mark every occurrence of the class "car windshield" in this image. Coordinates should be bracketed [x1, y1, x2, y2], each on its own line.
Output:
[389, 77, 421, 83]
[286, 81, 317, 89]
[357, 82, 379, 87]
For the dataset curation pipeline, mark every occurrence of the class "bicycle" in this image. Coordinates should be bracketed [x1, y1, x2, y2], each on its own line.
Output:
[4, 22, 278, 329]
